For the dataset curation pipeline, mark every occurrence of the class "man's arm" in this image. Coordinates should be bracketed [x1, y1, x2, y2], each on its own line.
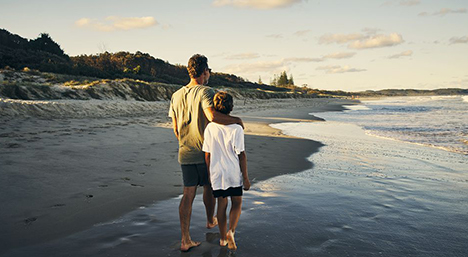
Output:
[171, 116, 179, 140]
[238, 151, 250, 190]
[204, 107, 244, 129]
[205, 152, 211, 180]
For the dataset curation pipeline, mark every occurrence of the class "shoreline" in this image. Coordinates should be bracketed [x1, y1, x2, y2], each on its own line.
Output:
[0, 98, 356, 254]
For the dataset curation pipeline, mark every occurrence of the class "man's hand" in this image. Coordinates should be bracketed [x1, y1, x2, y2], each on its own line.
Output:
[171, 116, 179, 140]
[243, 178, 251, 191]
[235, 117, 244, 129]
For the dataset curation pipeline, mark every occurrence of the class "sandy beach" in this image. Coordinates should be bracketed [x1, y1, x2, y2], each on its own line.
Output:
[0, 97, 354, 255]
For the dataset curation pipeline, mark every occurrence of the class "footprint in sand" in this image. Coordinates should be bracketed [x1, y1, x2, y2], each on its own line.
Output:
[24, 217, 37, 225]
[6, 143, 21, 148]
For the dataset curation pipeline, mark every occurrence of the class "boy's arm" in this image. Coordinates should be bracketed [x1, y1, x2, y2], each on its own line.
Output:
[205, 152, 211, 181]
[238, 151, 250, 190]
[171, 116, 179, 140]
[204, 107, 244, 129]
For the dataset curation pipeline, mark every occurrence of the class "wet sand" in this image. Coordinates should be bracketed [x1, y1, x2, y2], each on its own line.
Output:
[0, 98, 353, 255]
[3, 118, 467, 257]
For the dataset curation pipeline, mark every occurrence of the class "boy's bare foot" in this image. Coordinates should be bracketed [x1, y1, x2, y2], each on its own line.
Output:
[180, 240, 200, 252]
[206, 216, 218, 229]
[226, 230, 237, 250]
[220, 239, 228, 247]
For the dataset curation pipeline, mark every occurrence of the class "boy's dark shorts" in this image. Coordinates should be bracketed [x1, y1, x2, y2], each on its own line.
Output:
[213, 186, 243, 198]
[181, 163, 209, 187]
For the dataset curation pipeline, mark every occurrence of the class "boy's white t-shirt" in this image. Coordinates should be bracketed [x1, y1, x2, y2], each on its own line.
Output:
[202, 123, 245, 191]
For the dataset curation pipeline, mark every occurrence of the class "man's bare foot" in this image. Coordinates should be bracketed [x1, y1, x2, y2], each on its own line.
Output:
[226, 230, 237, 250]
[180, 240, 200, 252]
[206, 216, 218, 229]
[220, 239, 228, 247]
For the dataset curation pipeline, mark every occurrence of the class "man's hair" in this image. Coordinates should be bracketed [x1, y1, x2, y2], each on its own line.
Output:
[213, 91, 233, 115]
[187, 54, 208, 78]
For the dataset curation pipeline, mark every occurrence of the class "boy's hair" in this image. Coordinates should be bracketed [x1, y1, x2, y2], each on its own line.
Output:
[213, 91, 233, 115]
[187, 54, 208, 79]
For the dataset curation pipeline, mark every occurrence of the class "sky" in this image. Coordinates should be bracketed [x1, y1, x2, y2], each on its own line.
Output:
[1, 0, 467, 91]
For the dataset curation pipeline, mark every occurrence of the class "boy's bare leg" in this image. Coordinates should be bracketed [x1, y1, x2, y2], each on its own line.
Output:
[227, 196, 242, 250]
[217, 197, 229, 246]
[203, 184, 218, 228]
[179, 186, 200, 251]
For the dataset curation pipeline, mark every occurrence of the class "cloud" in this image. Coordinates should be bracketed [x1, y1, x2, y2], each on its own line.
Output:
[320, 31, 404, 49]
[294, 30, 312, 37]
[266, 34, 283, 39]
[349, 33, 404, 49]
[225, 53, 261, 60]
[388, 50, 413, 59]
[282, 52, 356, 63]
[75, 16, 157, 31]
[323, 52, 356, 59]
[449, 36, 468, 44]
[362, 28, 381, 35]
[399, 0, 420, 6]
[284, 57, 324, 62]
[223, 52, 358, 77]
[382, 0, 420, 7]
[319, 33, 366, 44]
[212, 0, 302, 9]
[223, 60, 288, 74]
[419, 8, 467, 17]
[433, 8, 466, 16]
[316, 65, 366, 74]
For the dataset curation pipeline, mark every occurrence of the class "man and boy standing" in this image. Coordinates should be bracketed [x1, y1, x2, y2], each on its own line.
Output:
[169, 54, 250, 251]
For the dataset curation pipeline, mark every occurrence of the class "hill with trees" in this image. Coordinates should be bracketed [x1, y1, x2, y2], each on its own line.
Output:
[0, 28, 287, 92]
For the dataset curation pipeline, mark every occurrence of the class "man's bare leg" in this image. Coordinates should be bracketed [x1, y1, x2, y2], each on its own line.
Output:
[227, 196, 242, 250]
[217, 197, 228, 246]
[203, 184, 218, 228]
[179, 186, 200, 251]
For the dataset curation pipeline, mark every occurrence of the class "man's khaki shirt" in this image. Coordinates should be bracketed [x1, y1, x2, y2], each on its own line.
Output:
[169, 85, 215, 164]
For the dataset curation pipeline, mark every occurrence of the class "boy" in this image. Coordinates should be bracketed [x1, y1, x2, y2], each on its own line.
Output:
[202, 92, 251, 250]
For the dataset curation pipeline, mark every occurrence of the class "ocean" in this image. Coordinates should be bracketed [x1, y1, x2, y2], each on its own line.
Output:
[315, 95, 468, 155]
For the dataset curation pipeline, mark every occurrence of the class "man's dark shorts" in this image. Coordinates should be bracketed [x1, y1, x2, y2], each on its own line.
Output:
[181, 163, 209, 187]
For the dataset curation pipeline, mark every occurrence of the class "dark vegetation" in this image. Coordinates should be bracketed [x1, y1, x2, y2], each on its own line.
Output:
[0, 28, 287, 92]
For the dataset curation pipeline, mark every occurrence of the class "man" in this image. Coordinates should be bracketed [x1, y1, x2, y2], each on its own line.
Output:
[168, 54, 243, 251]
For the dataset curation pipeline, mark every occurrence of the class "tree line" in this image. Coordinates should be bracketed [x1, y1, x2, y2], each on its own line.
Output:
[0, 28, 288, 92]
